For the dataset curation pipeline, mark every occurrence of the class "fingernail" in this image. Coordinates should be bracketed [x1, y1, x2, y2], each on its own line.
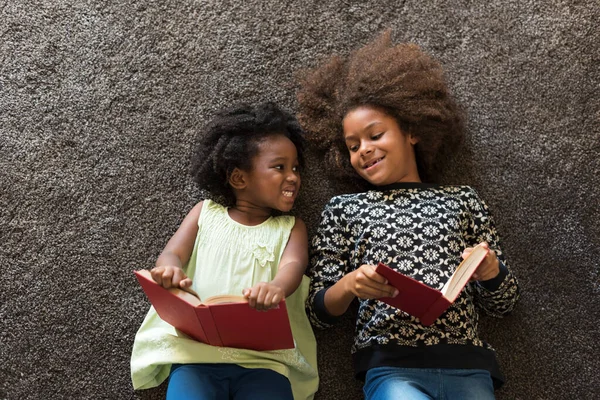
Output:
[393, 290, 399, 297]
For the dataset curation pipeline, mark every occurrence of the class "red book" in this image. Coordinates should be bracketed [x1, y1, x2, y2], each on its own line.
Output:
[375, 245, 489, 326]
[134, 270, 295, 351]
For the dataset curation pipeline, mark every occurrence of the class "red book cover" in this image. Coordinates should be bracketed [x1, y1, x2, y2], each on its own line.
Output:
[134, 270, 295, 351]
[375, 245, 488, 326]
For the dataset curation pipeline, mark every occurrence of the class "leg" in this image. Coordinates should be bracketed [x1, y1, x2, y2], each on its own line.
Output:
[363, 367, 437, 400]
[231, 367, 294, 400]
[441, 369, 495, 400]
[166, 364, 229, 400]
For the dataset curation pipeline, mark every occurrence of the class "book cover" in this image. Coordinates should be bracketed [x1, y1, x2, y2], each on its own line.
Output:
[134, 270, 295, 351]
[375, 245, 488, 326]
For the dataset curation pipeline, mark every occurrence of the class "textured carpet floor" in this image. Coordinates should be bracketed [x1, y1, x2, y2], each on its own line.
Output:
[1, 1, 598, 399]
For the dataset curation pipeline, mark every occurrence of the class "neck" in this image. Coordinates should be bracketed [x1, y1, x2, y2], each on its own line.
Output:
[228, 200, 272, 226]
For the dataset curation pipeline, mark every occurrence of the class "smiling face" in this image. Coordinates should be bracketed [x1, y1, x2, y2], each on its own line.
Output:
[239, 134, 301, 213]
[343, 106, 421, 186]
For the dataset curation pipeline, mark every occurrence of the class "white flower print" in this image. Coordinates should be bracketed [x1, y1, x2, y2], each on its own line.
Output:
[397, 259, 413, 272]
[422, 205, 437, 215]
[396, 236, 414, 248]
[425, 336, 440, 345]
[397, 215, 413, 225]
[370, 207, 386, 218]
[468, 198, 482, 211]
[399, 326, 415, 337]
[448, 240, 460, 252]
[423, 272, 440, 286]
[423, 225, 440, 236]
[371, 226, 387, 239]
[423, 248, 439, 261]
[395, 197, 411, 207]
[447, 311, 460, 323]
[373, 249, 388, 261]
[446, 200, 460, 209]
[345, 204, 359, 214]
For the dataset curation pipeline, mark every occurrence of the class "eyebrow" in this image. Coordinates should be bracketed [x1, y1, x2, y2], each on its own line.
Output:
[344, 121, 383, 140]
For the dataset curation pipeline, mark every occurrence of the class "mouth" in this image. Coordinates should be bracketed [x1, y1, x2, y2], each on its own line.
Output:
[282, 189, 296, 198]
[363, 156, 384, 169]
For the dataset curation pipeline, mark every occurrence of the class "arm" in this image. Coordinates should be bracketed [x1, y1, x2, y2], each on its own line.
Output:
[464, 189, 521, 317]
[307, 198, 396, 328]
[150, 201, 204, 291]
[243, 218, 309, 310]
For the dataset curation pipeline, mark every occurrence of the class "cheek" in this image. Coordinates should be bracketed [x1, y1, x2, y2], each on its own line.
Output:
[348, 153, 361, 171]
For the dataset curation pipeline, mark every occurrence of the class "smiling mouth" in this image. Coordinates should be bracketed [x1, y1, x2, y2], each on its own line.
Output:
[363, 157, 384, 169]
[282, 190, 295, 198]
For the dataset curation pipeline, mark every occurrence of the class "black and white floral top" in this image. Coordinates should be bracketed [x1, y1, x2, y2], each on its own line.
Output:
[307, 183, 520, 388]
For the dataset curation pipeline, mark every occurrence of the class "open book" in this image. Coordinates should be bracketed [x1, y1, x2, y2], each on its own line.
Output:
[134, 270, 295, 351]
[375, 245, 489, 326]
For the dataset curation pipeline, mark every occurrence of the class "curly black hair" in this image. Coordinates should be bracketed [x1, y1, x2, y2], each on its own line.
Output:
[296, 30, 465, 183]
[190, 102, 306, 206]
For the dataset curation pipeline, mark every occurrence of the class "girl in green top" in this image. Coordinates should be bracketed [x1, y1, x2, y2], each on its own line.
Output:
[131, 102, 318, 400]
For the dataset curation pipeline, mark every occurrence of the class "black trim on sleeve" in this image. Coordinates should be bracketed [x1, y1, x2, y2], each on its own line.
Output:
[313, 287, 343, 325]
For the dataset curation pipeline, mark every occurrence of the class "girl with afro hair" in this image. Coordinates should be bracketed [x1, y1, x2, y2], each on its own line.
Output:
[131, 102, 318, 400]
[297, 31, 520, 400]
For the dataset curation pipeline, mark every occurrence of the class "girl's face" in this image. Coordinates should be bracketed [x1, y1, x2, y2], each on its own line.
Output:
[343, 106, 420, 186]
[241, 134, 301, 212]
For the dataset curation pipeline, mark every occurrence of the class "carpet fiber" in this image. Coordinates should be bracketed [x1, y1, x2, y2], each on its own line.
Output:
[1, 1, 598, 399]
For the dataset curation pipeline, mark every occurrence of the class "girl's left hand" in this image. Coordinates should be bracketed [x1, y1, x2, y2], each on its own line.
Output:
[243, 282, 285, 310]
[462, 242, 500, 281]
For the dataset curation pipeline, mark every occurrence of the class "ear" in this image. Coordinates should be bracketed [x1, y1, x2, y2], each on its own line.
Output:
[409, 134, 420, 145]
[228, 168, 247, 190]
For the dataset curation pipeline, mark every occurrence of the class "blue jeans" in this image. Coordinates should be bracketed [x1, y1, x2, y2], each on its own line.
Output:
[363, 367, 495, 400]
[166, 363, 293, 400]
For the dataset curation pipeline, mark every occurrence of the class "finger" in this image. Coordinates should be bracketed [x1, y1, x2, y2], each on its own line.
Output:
[242, 288, 251, 298]
[180, 278, 193, 289]
[360, 265, 389, 284]
[151, 267, 164, 285]
[255, 287, 267, 310]
[246, 288, 257, 309]
[161, 268, 174, 289]
[271, 292, 282, 307]
[171, 269, 186, 287]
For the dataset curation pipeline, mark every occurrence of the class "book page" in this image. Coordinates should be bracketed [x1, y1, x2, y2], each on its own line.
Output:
[441, 245, 488, 301]
[203, 294, 247, 305]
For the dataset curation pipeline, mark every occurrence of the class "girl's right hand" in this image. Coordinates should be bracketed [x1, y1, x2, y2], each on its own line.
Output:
[150, 265, 193, 290]
[345, 264, 398, 299]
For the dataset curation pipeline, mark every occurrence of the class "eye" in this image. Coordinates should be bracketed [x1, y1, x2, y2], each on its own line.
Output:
[273, 164, 284, 170]
[292, 165, 299, 172]
[348, 144, 359, 152]
[372, 132, 384, 140]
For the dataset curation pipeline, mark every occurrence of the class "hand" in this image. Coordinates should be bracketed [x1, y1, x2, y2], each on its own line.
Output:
[243, 282, 285, 310]
[150, 265, 193, 290]
[463, 242, 500, 281]
[344, 264, 399, 300]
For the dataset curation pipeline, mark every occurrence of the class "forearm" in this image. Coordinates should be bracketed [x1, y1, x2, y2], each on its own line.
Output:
[271, 262, 305, 297]
[155, 251, 183, 269]
[322, 274, 356, 316]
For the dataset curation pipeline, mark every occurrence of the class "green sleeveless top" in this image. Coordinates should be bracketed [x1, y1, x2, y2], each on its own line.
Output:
[131, 200, 319, 399]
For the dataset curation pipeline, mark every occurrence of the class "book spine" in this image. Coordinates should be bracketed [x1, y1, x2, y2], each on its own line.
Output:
[419, 297, 451, 326]
[194, 307, 224, 347]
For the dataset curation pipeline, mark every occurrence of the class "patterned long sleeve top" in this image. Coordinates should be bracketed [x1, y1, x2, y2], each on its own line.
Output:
[307, 183, 520, 388]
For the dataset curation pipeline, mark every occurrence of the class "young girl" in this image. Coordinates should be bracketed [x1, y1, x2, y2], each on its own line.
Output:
[130, 102, 318, 400]
[296, 32, 520, 399]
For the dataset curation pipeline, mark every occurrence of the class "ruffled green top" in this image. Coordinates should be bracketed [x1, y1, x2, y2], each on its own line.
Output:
[131, 200, 318, 399]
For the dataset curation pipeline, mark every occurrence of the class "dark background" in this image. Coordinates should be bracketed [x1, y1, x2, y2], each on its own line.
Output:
[1, 1, 598, 399]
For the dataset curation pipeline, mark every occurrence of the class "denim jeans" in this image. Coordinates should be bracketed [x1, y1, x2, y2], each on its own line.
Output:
[363, 367, 495, 400]
[166, 363, 293, 400]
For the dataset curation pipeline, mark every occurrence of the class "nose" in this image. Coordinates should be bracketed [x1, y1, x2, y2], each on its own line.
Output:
[286, 171, 299, 183]
[359, 141, 374, 157]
